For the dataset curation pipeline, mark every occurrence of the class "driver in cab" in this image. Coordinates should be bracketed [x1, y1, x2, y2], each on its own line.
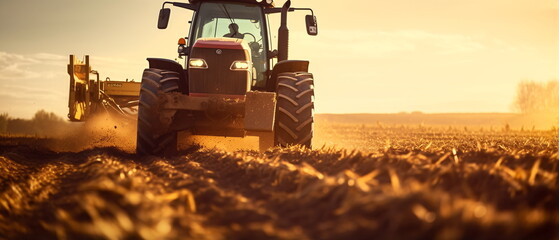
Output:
[223, 22, 266, 87]
[223, 23, 243, 39]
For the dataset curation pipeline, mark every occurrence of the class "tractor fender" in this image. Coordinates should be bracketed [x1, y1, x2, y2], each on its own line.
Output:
[146, 58, 189, 94]
[267, 60, 309, 91]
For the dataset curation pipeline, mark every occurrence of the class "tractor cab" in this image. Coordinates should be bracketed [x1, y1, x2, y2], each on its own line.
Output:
[190, 1, 269, 88]
[158, 0, 318, 92]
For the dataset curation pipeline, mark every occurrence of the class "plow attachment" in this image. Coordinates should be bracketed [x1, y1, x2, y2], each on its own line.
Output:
[67, 55, 140, 122]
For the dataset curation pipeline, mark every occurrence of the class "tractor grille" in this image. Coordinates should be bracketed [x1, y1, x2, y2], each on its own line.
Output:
[189, 48, 250, 96]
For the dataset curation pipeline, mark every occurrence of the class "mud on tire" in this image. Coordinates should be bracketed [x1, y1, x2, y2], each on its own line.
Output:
[274, 72, 314, 148]
[136, 68, 180, 156]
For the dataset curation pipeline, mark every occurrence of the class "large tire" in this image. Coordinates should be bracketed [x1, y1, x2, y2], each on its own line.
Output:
[274, 72, 315, 148]
[136, 68, 180, 156]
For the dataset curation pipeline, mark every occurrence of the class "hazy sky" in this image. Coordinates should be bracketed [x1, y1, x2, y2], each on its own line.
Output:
[0, 0, 557, 118]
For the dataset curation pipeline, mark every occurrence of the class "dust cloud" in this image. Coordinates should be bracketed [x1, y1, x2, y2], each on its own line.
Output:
[43, 113, 263, 153]
[45, 113, 137, 152]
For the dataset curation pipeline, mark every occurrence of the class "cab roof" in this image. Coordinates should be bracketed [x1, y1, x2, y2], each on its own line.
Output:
[188, 0, 275, 8]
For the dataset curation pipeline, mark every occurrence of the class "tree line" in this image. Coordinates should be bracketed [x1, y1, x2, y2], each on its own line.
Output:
[513, 80, 559, 113]
[0, 110, 71, 137]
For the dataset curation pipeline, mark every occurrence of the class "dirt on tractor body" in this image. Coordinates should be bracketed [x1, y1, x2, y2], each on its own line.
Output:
[1, 124, 558, 240]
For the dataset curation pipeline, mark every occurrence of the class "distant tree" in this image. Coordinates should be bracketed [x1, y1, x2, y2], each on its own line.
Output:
[31, 110, 65, 136]
[7, 118, 34, 135]
[0, 113, 8, 133]
[513, 80, 559, 113]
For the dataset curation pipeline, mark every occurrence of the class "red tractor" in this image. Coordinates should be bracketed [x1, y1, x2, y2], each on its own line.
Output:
[137, 0, 318, 155]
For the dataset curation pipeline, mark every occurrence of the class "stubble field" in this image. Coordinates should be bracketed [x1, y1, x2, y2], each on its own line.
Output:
[1, 118, 558, 239]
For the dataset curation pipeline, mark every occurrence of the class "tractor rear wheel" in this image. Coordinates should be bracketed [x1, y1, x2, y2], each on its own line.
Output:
[274, 72, 315, 148]
[136, 68, 180, 156]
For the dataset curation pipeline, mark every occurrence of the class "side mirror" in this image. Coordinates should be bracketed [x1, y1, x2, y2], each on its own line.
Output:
[305, 15, 318, 36]
[158, 8, 171, 29]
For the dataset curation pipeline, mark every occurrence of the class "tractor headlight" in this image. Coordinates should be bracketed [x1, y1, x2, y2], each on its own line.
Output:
[230, 61, 250, 71]
[189, 58, 208, 69]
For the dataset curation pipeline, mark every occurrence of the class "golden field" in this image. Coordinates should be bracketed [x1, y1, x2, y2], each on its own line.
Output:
[0, 115, 558, 239]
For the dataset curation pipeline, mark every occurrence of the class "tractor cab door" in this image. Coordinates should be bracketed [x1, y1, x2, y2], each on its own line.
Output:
[190, 1, 269, 89]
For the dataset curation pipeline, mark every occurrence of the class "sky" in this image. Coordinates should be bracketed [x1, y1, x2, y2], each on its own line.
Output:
[0, 0, 557, 119]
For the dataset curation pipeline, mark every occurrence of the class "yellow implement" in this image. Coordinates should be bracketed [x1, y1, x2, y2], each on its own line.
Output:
[67, 55, 140, 122]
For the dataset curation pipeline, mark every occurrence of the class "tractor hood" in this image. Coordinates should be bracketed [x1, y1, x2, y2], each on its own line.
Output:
[192, 37, 251, 51]
[188, 38, 253, 97]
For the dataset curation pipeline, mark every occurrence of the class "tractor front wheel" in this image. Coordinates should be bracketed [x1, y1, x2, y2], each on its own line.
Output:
[136, 68, 180, 156]
[274, 72, 315, 148]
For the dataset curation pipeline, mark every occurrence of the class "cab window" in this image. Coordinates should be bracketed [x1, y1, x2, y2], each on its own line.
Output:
[193, 2, 268, 87]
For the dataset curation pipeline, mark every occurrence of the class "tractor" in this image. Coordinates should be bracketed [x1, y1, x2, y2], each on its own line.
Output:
[135, 0, 318, 155]
[67, 0, 317, 154]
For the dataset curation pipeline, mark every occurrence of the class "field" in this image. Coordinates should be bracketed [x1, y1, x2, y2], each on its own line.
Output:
[1, 115, 558, 239]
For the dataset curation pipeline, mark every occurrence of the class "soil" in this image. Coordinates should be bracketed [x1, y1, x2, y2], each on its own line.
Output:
[1, 122, 558, 240]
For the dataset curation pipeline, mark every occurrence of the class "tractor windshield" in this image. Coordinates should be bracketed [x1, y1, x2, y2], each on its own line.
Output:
[193, 2, 268, 87]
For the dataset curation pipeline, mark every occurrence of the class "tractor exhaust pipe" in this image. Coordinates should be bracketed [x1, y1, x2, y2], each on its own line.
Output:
[278, 0, 291, 61]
